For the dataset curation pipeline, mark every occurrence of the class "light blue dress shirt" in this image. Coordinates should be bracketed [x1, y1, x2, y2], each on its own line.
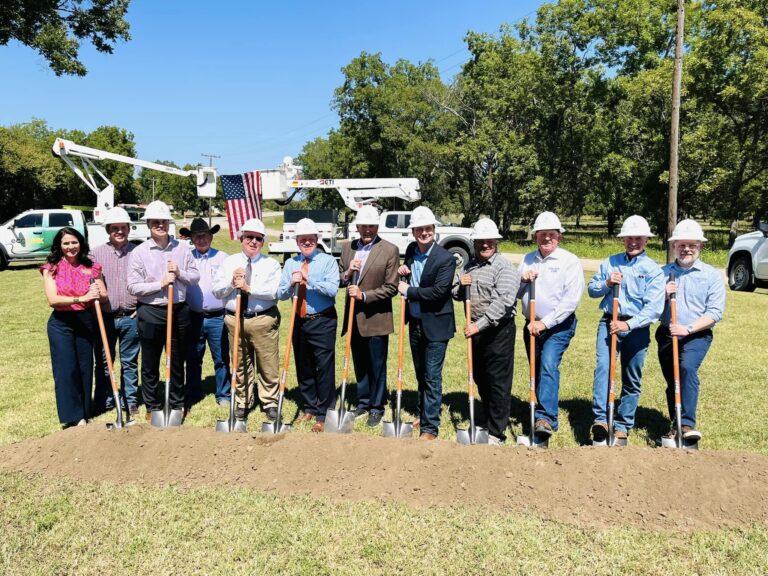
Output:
[277, 250, 339, 314]
[408, 242, 435, 319]
[660, 260, 725, 326]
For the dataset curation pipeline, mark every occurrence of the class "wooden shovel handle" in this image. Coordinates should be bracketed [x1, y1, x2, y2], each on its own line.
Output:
[228, 290, 242, 397]
[608, 283, 619, 403]
[341, 271, 359, 382]
[279, 286, 300, 393]
[529, 279, 537, 404]
[91, 280, 119, 394]
[165, 283, 174, 381]
[465, 283, 474, 396]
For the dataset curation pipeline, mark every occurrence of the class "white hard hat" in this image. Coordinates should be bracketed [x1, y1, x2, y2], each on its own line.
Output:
[532, 211, 565, 233]
[409, 206, 438, 228]
[668, 219, 707, 242]
[295, 218, 319, 236]
[471, 218, 503, 240]
[352, 205, 380, 226]
[104, 207, 131, 226]
[617, 215, 655, 237]
[239, 218, 267, 238]
[142, 200, 172, 221]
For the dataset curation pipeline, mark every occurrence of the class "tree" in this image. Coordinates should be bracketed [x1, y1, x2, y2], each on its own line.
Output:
[135, 161, 202, 216]
[0, 0, 131, 76]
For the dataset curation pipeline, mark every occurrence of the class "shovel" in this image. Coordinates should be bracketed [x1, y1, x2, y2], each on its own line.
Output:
[151, 283, 184, 428]
[92, 280, 135, 430]
[325, 271, 358, 434]
[261, 286, 298, 434]
[516, 278, 547, 448]
[660, 272, 698, 450]
[216, 289, 247, 433]
[383, 281, 413, 438]
[593, 283, 626, 447]
[457, 283, 489, 445]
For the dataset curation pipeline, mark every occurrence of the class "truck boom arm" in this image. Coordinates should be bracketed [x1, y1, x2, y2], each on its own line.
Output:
[286, 178, 421, 211]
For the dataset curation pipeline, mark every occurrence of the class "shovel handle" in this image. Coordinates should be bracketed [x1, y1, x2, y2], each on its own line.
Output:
[165, 283, 174, 381]
[608, 283, 619, 404]
[229, 289, 242, 399]
[464, 283, 475, 397]
[395, 275, 408, 393]
[91, 279, 119, 395]
[279, 285, 300, 393]
[528, 279, 537, 404]
[669, 272, 682, 413]
[341, 271, 359, 383]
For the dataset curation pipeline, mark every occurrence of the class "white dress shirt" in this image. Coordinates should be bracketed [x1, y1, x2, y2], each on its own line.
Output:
[213, 252, 281, 313]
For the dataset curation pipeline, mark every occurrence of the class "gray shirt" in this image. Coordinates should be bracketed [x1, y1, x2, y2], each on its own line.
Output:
[453, 251, 520, 331]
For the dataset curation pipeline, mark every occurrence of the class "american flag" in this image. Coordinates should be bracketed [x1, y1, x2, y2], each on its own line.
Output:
[221, 172, 262, 240]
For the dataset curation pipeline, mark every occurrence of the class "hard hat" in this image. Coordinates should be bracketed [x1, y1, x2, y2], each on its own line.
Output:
[471, 218, 503, 240]
[142, 200, 172, 221]
[238, 218, 266, 238]
[617, 215, 655, 237]
[532, 211, 566, 233]
[668, 219, 707, 242]
[352, 205, 380, 226]
[409, 206, 438, 228]
[103, 207, 131, 226]
[295, 218, 319, 236]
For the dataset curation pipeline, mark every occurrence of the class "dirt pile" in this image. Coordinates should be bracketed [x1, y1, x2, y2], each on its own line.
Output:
[1, 425, 766, 531]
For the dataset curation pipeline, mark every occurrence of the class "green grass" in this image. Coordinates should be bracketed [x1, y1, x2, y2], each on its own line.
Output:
[1, 252, 766, 574]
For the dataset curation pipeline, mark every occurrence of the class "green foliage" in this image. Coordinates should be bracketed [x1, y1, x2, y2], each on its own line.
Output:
[0, 0, 131, 76]
[135, 161, 204, 216]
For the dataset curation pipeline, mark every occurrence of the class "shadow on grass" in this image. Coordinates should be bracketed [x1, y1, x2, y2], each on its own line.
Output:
[559, 398, 594, 445]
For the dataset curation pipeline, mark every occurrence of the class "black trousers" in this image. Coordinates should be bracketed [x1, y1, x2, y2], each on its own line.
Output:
[473, 317, 516, 441]
[137, 302, 190, 411]
[292, 312, 337, 421]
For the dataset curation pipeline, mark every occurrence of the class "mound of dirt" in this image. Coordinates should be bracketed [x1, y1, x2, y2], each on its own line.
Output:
[2, 425, 767, 531]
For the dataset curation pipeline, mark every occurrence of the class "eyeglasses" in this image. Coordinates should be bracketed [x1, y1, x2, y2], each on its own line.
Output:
[242, 234, 264, 242]
[677, 243, 701, 250]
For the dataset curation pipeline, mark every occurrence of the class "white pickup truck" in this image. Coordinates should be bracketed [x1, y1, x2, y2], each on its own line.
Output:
[268, 209, 475, 268]
[727, 221, 768, 291]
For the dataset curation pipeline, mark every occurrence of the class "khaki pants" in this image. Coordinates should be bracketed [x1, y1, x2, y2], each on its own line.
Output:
[224, 309, 280, 410]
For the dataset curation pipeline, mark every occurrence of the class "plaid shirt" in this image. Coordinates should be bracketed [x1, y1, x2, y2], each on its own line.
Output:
[453, 251, 520, 331]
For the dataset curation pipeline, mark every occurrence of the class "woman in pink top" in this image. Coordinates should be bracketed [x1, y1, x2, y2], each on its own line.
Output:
[41, 227, 107, 428]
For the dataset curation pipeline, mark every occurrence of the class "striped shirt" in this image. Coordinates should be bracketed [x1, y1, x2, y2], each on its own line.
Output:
[90, 241, 137, 313]
[127, 238, 200, 305]
[660, 259, 725, 326]
[453, 251, 520, 331]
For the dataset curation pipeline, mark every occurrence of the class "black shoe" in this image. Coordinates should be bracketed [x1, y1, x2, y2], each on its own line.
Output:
[592, 422, 609, 443]
[367, 412, 383, 428]
[235, 407, 247, 420]
[265, 407, 278, 422]
[354, 407, 368, 420]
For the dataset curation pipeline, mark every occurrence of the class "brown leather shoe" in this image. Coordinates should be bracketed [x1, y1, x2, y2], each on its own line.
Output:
[295, 412, 314, 424]
[613, 430, 628, 440]
[145, 410, 152, 422]
[311, 421, 325, 433]
[413, 418, 420, 429]
[419, 432, 436, 440]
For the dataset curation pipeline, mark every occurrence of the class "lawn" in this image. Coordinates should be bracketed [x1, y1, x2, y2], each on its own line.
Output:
[0, 242, 766, 574]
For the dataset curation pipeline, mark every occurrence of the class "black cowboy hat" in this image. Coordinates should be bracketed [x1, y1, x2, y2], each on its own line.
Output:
[180, 218, 220, 237]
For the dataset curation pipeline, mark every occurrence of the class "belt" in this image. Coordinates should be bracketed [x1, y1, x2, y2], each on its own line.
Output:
[603, 313, 633, 322]
[299, 307, 336, 321]
[227, 307, 277, 319]
[145, 302, 186, 310]
[108, 308, 135, 318]
[199, 309, 225, 318]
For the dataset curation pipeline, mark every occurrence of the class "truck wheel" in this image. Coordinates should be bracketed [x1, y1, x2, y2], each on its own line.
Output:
[728, 255, 756, 292]
[447, 245, 469, 270]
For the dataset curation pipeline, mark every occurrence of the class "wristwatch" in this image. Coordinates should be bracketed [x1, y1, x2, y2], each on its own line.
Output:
[686, 324, 694, 334]
[73, 297, 80, 304]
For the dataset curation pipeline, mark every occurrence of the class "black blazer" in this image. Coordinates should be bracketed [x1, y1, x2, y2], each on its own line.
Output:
[404, 241, 456, 341]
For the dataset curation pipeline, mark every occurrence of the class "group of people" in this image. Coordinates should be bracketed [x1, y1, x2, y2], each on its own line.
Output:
[41, 201, 724, 445]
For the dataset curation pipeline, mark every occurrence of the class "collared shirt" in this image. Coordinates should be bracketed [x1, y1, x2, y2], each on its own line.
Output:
[213, 252, 281, 313]
[453, 252, 520, 331]
[517, 247, 584, 329]
[587, 251, 665, 330]
[660, 259, 725, 326]
[91, 241, 138, 313]
[186, 248, 228, 313]
[353, 237, 376, 274]
[277, 249, 339, 314]
[408, 241, 435, 319]
[127, 237, 200, 305]
[40, 260, 102, 312]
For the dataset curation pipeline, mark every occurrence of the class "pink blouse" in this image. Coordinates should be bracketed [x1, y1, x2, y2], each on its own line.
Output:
[40, 260, 102, 311]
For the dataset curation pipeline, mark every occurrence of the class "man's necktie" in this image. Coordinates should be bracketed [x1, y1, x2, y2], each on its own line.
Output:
[298, 258, 309, 318]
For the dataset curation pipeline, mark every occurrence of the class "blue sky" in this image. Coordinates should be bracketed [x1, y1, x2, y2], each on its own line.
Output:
[1, 0, 542, 175]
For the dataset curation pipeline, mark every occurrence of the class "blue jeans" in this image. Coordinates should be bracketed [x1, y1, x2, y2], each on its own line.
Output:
[186, 312, 230, 404]
[408, 319, 448, 437]
[524, 314, 577, 431]
[351, 326, 389, 415]
[592, 318, 650, 433]
[656, 326, 712, 428]
[94, 313, 140, 410]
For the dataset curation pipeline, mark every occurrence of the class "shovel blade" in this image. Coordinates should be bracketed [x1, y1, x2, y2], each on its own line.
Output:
[456, 426, 489, 445]
[150, 408, 183, 428]
[382, 421, 414, 438]
[660, 436, 700, 450]
[516, 433, 549, 448]
[261, 422, 292, 434]
[215, 419, 247, 433]
[106, 417, 136, 430]
[324, 409, 355, 434]
[611, 437, 629, 447]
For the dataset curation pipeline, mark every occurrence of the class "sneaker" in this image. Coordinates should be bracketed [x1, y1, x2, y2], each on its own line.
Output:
[682, 426, 702, 441]
[488, 435, 505, 446]
[354, 407, 368, 420]
[591, 422, 609, 442]
[613, 429, 628, 440]
[265, 407, 278, 422]
[534, 419, 553, 438]
[662, 429, 677, 440]
[367, 412, 383, 428]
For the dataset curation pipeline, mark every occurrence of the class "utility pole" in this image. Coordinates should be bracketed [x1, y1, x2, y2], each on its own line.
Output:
[667, 0, 685, 263]
[201, 153, 220, 226]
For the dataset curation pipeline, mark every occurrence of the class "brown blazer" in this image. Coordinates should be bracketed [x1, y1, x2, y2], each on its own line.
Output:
[340, 237, 399, 337]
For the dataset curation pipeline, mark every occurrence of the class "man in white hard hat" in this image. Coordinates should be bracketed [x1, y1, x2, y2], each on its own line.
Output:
[90, 206, 141, 416]
[397, 206, 456, 440]
[340, 205, 399, 428]
[182, 218, 230, 412]
[517, 211, 584, 440]
[213, 218, 282, 421]
[656, 219, 725, 443]
[587, 214, 664, 443]
[127, 200, 200, 421]
[278, 218, 340, 433]
[453, 217, 519, 444]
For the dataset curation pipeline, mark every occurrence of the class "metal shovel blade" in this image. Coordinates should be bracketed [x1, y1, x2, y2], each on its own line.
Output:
[593, 435, 628, 447]
[150, 408, 183, 428]
[325, 408, 355, 434]
[660, 436, 699, 450]
[515, 433, 549, 448]
[382, 421, 414, 438]
[456, 426, 489, 445]
[215, 418, 247, 433]
[261, 421, 292, 434]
